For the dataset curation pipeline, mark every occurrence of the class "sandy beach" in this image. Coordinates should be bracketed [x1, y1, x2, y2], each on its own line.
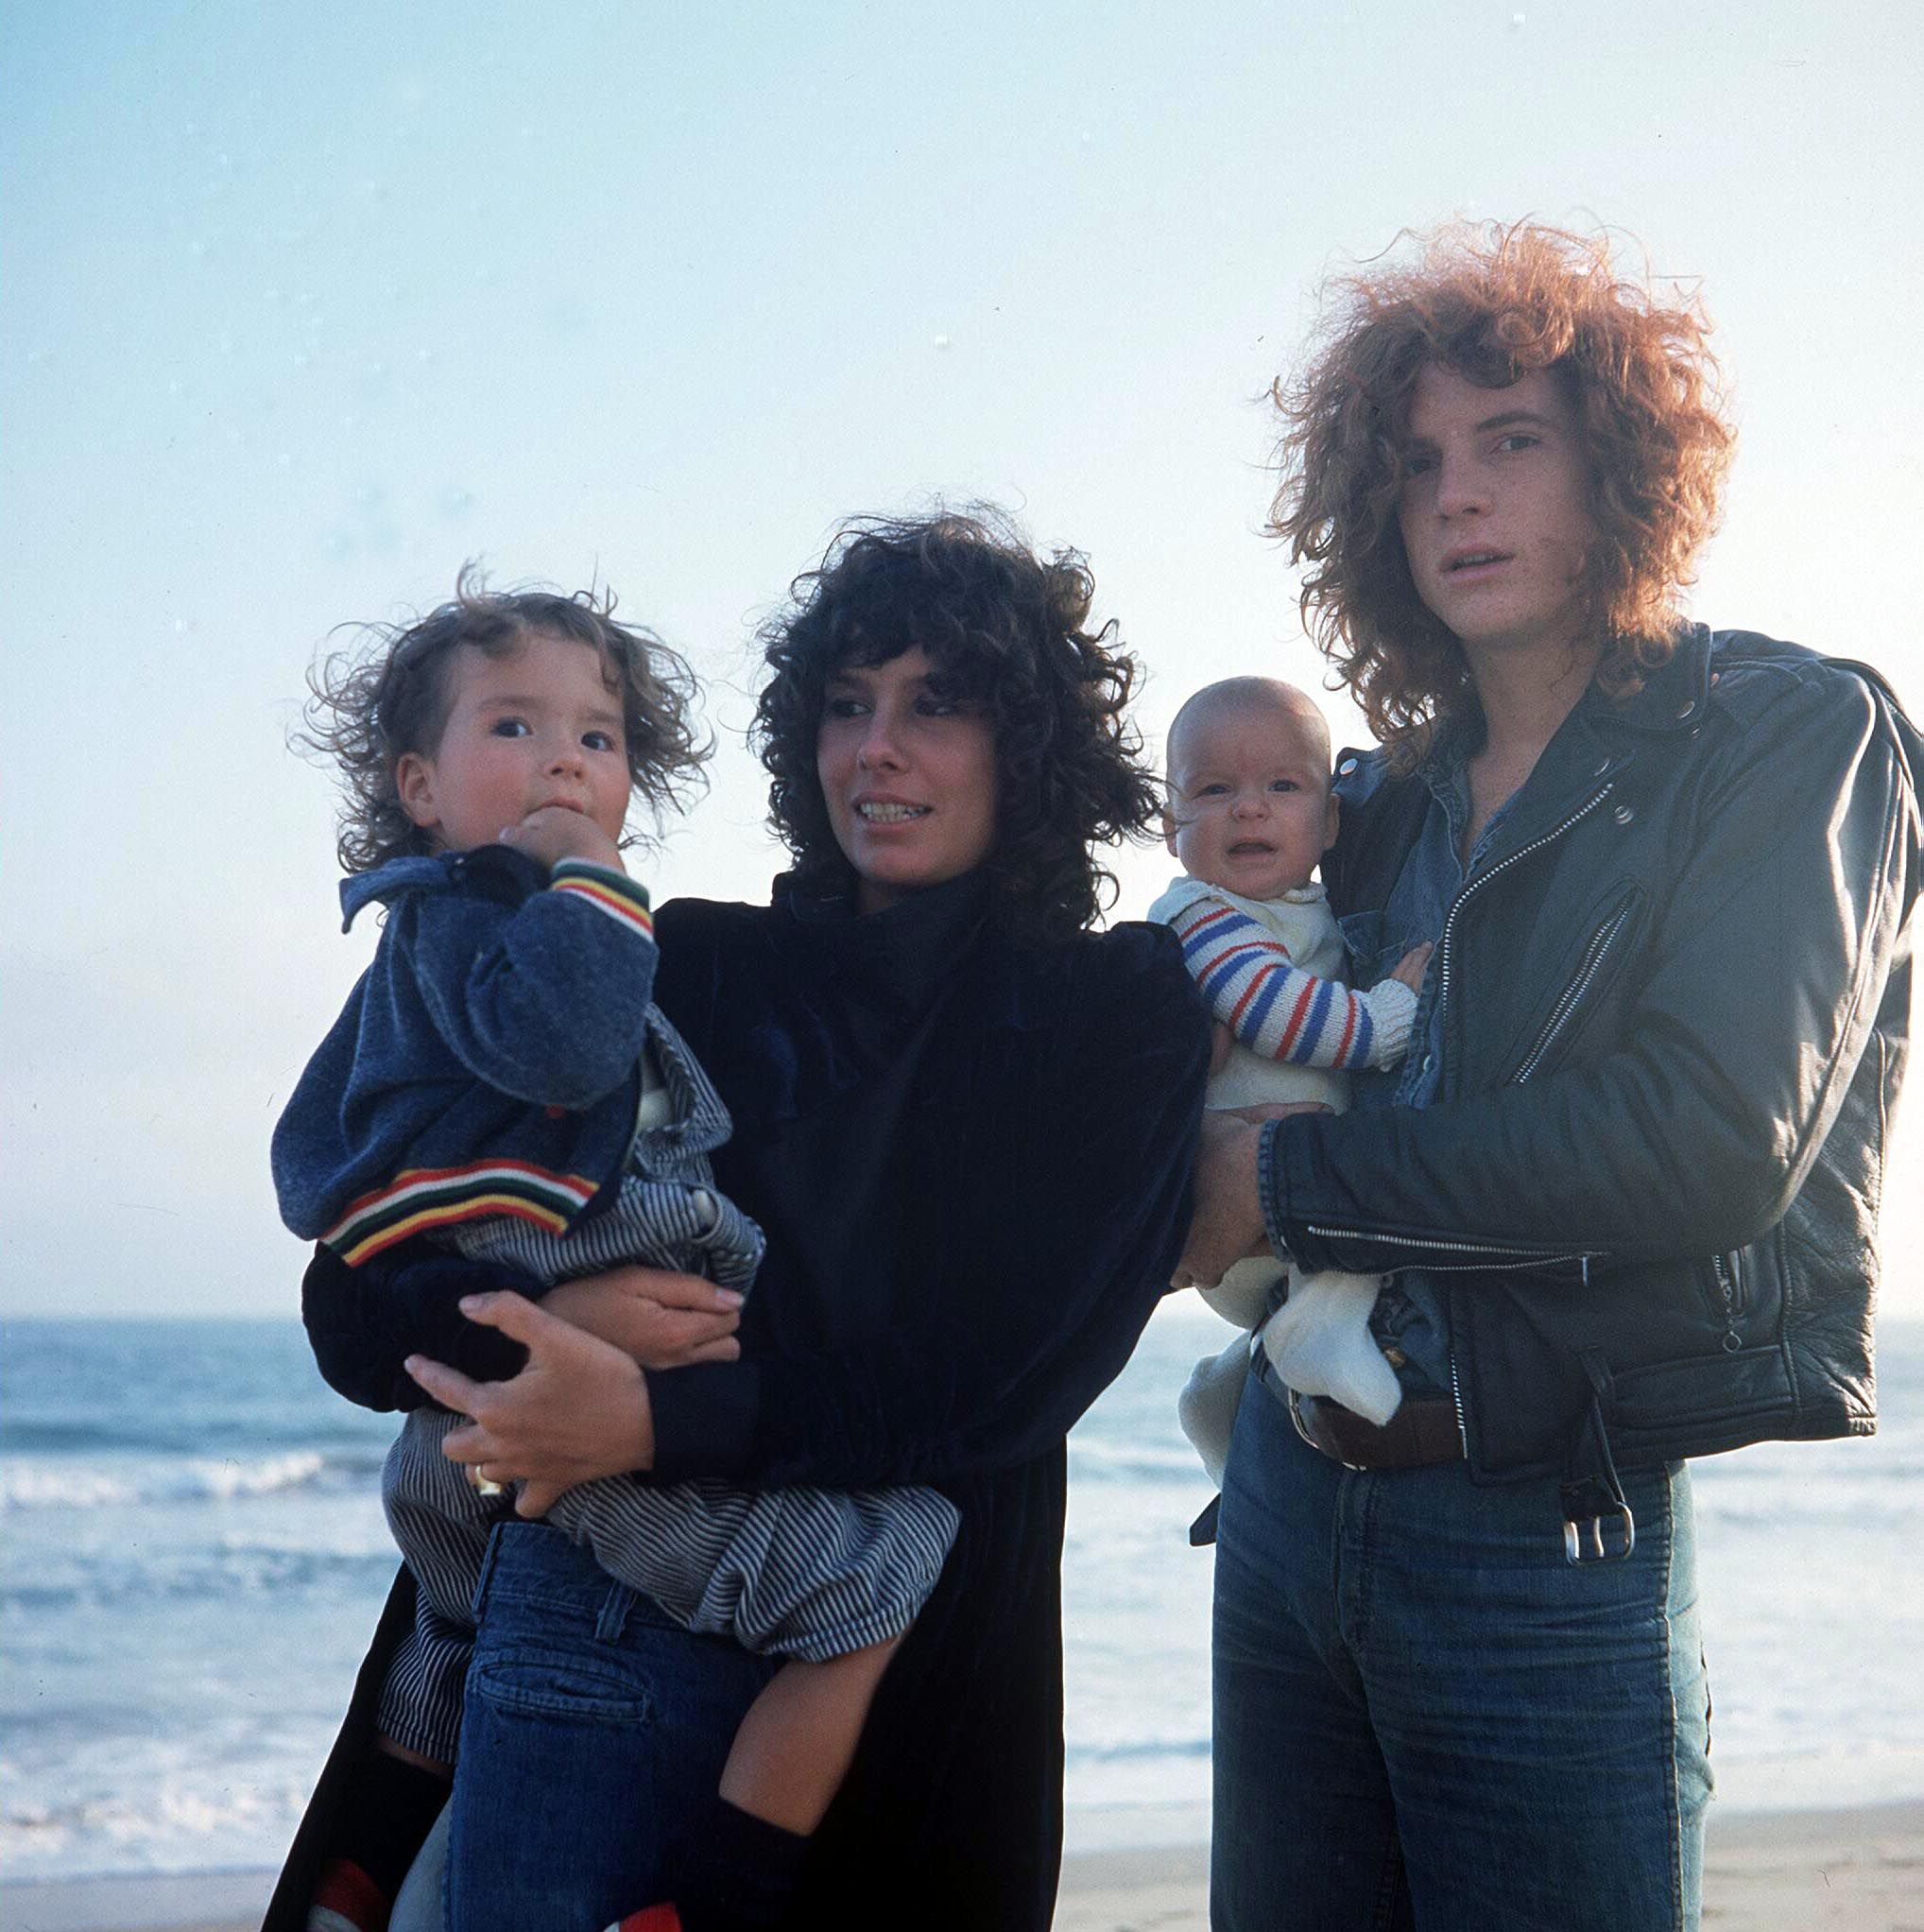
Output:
[3, 1801, 1919, 1932]
[1051, 1803, 1924, 1931]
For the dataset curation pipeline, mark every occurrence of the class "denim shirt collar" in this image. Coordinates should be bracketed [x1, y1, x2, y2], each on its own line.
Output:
[1415, 711, 1481, 854]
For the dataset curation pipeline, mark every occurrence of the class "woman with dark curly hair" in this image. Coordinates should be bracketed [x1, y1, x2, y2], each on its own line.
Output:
[271, 511, 1209, 1932]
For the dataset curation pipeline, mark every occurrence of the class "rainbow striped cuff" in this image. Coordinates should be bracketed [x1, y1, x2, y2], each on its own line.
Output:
[549, 861, 653, 940]
[322, 1158, 602, 1266]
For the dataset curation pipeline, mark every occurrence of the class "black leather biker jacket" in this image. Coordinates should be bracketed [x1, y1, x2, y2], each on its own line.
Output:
[1262, 625, 1923, 1484]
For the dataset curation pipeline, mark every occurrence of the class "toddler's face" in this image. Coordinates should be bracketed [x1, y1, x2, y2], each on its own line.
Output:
[1164, 703, 1337, 901]
[396, 632, 631, 854]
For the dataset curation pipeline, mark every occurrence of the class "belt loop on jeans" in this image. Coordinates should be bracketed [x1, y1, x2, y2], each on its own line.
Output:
[596, 1580, 638, 1643]
[470, 1520, 507, 1623]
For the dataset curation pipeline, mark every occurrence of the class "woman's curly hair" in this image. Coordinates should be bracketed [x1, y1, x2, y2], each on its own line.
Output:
[752, 512, 1161, 943]
[301, 566, 707, 871]
[1269, 221, 1735, 768]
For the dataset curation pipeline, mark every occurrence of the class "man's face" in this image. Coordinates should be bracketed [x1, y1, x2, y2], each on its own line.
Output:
[1163, 699, 1338, 902]
[1396, 363, 1595, 662]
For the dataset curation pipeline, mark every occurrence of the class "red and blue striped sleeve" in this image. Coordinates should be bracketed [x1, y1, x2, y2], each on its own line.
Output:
[1169, 894, 1416, 1071]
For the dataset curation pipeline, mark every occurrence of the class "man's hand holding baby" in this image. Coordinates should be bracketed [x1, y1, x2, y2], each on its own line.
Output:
[1175, 1100, 1331, 1291]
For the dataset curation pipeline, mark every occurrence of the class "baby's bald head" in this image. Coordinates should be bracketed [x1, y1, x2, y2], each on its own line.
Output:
[1167, 678, 1331, 782]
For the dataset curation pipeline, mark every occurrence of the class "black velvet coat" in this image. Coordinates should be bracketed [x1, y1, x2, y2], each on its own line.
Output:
[267, 875, 1209, 1931]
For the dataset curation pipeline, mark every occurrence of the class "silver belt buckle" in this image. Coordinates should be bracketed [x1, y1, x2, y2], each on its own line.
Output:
[1288, 1387, 1369, 1472]
[1563, 1503, 1636, 1563]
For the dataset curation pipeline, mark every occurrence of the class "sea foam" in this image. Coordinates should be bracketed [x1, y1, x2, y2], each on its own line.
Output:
[0, 1450, 328, 1511]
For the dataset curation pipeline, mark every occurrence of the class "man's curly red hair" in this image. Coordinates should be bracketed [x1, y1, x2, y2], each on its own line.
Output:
[1268, 222, 1735, 767]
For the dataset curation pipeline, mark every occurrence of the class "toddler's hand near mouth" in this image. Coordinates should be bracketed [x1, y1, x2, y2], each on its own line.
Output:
[500, 804, 626, 872]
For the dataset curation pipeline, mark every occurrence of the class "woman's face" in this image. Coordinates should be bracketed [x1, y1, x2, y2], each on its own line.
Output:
[816, 647, 1000, 915]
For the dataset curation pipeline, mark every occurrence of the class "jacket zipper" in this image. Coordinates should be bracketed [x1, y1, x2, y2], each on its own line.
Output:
[1712, 1251, 1745, 1350]
[1386, 780, 1621, 1451]
[1302, 781, 1621, 1277]
[1449, 1350, 1469, 1456]
[1304, 1226, 1593, 1269]
[1510, 899, 1637, 1084]
[1434, 781, 1619, 1062]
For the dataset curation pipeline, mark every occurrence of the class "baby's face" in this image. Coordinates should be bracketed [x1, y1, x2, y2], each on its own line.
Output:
[1164, 703, 1337, 901]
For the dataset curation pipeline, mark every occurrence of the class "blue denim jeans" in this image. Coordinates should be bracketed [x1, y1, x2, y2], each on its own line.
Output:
[444, 1522, 776, 1932]
[1211, 1377, 1710, 1931]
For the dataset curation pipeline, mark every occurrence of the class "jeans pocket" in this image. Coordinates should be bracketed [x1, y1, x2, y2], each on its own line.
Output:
[467, 1644, 656, 1727]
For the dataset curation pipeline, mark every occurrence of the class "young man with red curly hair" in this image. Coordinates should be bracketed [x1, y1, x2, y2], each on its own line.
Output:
[1178, 224, 1923, 1930]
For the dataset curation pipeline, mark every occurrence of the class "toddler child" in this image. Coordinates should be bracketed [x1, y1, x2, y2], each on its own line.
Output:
[273, 577, 957, 1932]
[1149, 678, 1430, 1484]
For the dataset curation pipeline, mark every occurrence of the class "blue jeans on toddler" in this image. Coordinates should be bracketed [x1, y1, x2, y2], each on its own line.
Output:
[444, 1522, 777, 1932]
[1211, 1372, 1711, 1931]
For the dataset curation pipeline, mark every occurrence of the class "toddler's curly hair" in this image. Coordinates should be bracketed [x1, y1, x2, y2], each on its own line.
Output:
[301, 567, 707, 871]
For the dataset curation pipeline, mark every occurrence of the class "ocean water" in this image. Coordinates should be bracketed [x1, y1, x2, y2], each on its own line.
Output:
[3, 1304, 1921, 1881]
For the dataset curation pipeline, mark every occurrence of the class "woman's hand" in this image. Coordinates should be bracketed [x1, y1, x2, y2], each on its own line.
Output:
[541, 1265, 744, 1369]
[405, 1292, 657, 1519]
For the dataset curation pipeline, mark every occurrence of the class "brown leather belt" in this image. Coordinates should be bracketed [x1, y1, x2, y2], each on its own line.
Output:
[1289, 1389, 1464, 1470]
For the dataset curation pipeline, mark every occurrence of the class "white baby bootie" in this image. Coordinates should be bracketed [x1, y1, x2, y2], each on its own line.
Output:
[1177, 1337, 1254, 1490]
[1261, 1270, 1402, 1427]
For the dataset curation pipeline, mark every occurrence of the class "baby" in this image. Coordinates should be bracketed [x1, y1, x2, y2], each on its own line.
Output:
[1149, 678, 1430, 1485]
[274, 577, 955, 1932]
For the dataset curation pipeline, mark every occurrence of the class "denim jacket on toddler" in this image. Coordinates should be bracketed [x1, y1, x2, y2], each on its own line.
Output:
[273, 843, 681, 1265]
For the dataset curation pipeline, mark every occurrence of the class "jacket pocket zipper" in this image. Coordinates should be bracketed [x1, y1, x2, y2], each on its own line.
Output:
[1302, 1226, 1597, 1273]
[1711, 1251, 1745, 1350]
[1510, 897, 1637, 1085]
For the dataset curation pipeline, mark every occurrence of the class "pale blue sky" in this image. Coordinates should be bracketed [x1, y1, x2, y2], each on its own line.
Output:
[5, 1, 1921, 1316]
